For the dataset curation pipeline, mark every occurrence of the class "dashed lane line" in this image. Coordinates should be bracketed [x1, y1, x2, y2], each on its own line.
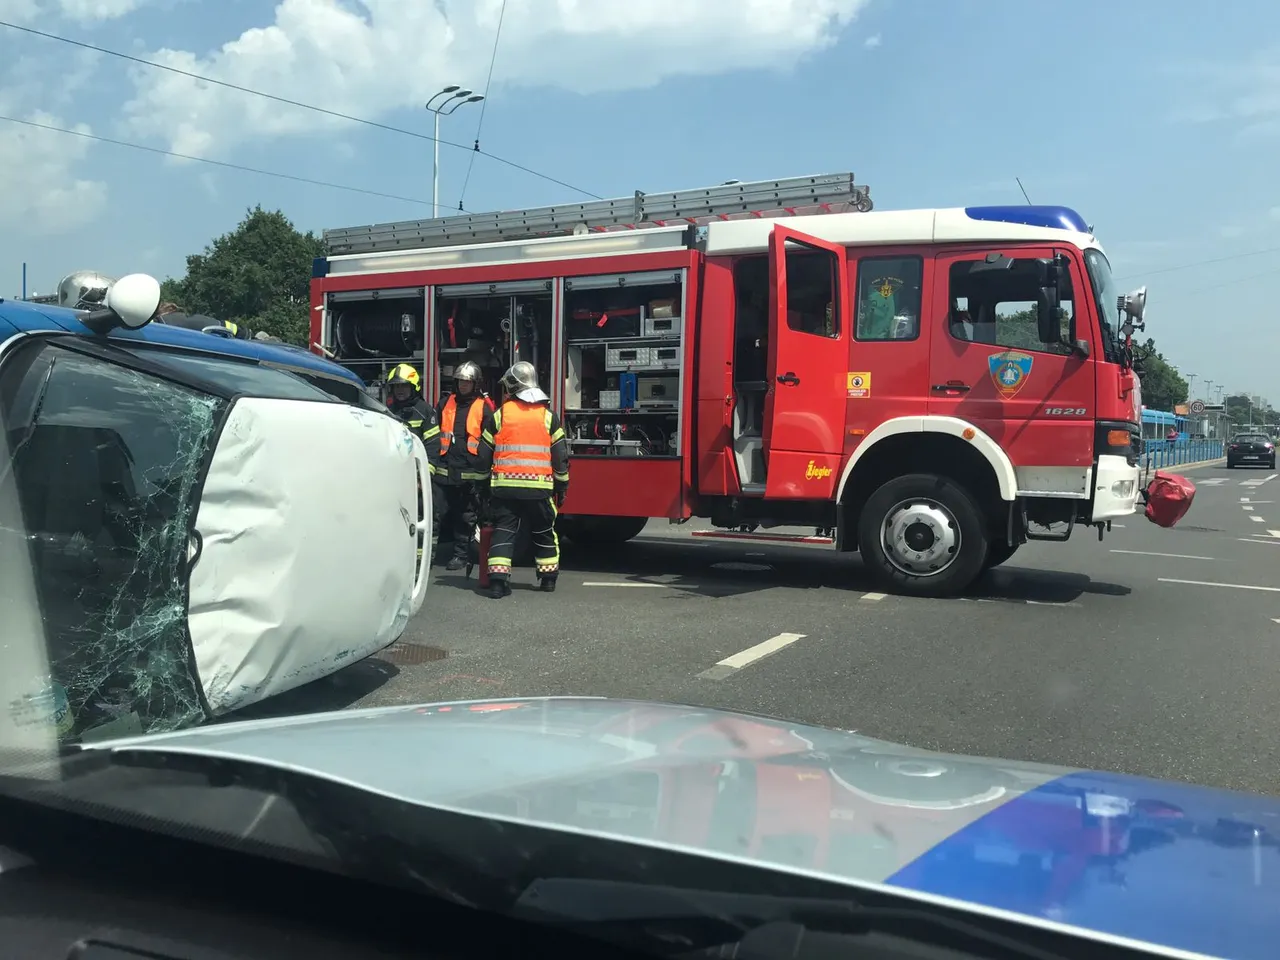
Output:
[1111, 549, 1219, 561]
[698, 632, 806, 680]
[1250, 515, 1266, 523]
[861, 592, 887, 602]
[1159, 578, 1280, 594]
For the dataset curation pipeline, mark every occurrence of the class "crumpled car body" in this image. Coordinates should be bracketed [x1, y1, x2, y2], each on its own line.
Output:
[0, 298, 431, 744]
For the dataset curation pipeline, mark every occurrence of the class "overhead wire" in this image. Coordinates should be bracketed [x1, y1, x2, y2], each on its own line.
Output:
[0, 18, 602, 201]
[458, 0, 506, 209]
[0, 113, 434, 205]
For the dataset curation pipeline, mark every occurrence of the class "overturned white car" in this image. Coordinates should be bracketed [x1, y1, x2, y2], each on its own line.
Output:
[0, 274, 431, 745]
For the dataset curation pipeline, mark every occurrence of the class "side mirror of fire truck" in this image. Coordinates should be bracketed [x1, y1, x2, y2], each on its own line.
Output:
[1035, 285, 1060, 345]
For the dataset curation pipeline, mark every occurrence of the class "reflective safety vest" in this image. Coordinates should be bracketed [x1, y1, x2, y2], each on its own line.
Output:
[491, 400, 554, 492]
[439, 394, 484, 457]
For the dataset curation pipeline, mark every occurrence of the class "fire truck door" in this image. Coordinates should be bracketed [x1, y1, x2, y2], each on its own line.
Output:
[928, 247, 1096, 488]
[764, 225, 849, 500]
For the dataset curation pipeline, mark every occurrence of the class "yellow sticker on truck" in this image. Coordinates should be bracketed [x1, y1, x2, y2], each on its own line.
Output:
[847, 372, 871, 398]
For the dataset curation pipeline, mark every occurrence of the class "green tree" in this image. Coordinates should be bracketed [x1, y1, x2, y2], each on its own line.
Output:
[1134, 337, 1188, 411]
[161, 207, 322, 346]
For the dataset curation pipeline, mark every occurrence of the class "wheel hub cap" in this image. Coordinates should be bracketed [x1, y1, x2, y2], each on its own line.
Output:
[882, 499, 960, 577]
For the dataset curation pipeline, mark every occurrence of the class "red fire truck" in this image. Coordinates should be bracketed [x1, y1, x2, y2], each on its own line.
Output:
[310, 173, 1156, 597]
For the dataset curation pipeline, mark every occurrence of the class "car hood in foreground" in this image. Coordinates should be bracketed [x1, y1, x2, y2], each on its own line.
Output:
[86, 697, 1280, 959]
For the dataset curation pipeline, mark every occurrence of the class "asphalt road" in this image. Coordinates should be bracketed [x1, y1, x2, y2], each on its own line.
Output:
[252, 460, 1280, 797]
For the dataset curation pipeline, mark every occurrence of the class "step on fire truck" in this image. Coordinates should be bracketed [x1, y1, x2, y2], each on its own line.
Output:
[311, 173, 1161, 597]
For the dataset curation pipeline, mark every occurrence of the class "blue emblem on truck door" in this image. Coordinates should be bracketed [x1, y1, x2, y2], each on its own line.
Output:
[987, 350, 1034, 399]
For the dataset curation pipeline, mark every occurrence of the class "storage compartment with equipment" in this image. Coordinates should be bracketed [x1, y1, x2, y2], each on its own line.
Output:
[433, 279, 553, 403]
[325, 287, 425, 389]
[562, 270, 684, 460]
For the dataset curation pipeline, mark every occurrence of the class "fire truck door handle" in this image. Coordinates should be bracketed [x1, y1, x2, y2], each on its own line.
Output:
[931, 381, 970, 393]
[777, 372, 800, 386]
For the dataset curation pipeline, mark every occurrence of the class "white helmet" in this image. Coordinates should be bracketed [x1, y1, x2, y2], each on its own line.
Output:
[500, 360, 548, 403]
[57, 270, 116, 310]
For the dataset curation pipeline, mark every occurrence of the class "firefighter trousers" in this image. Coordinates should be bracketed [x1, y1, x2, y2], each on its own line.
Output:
[487, 496, 559, 583]
[434, 482, 477, 562]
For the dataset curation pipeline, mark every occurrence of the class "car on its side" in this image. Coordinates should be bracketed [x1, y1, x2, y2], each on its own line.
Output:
[1, 275, 431, 745]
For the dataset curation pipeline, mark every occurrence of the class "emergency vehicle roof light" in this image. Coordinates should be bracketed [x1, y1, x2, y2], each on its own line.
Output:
[964, 205, 1090, 234]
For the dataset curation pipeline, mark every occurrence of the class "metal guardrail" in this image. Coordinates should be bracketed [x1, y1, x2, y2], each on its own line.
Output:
[1141, 439, 1224, 474]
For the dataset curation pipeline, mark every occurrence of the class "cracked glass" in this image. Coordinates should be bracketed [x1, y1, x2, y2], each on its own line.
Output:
[1, 340, 225, 743]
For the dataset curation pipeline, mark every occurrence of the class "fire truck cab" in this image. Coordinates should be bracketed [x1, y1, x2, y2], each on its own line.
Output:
[312, 174, 1150, 597]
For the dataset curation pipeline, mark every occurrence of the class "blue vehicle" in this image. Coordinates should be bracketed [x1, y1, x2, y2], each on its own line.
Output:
[7, 272, 371, 403]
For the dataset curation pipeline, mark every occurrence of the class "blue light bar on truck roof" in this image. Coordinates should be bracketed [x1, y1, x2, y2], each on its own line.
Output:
[964, 205, 1090, 234]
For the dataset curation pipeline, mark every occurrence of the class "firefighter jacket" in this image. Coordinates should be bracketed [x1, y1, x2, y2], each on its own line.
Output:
[477, 399, 570, 500]
[434, 392, 495, 485]
[388, 394, 442, 465]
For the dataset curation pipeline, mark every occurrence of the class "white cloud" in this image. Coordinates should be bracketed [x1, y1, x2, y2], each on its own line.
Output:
[0, 107, 107, 233]
[122, 0, 868, 158]
[0, 0, 150, 22]
[863, 33, 881, 48]
[1168, 47, 1280, 138]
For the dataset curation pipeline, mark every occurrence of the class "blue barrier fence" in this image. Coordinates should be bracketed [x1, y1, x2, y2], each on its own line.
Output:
[1140, 438, 1223, 472]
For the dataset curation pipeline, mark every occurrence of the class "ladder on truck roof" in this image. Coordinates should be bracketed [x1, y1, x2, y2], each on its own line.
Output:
[323, 173, 873, 257]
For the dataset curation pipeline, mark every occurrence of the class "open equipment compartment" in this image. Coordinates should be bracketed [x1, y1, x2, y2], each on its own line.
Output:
[432, 279, 554, 403]
[325, 286, 426, 392]
[562, 269, 685, 461]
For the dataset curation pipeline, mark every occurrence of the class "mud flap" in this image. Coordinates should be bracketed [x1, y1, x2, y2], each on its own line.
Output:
[1143, 471, 1196, 528]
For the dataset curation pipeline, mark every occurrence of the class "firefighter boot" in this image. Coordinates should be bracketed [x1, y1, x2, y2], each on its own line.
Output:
[445, 556, 465, 572]
[488, 579, 512, 600]
[539, 576, 557, 593]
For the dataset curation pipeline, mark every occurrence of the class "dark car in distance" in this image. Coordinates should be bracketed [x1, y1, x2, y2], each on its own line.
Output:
[1226, 432, 1276, 469]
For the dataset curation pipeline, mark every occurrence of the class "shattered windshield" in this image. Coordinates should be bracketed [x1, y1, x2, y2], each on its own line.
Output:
[2, 340, 223, 743]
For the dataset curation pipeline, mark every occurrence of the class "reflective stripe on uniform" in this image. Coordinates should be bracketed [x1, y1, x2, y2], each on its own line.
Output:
[439, 394, 484, 457]
[490, 400, 555, 491]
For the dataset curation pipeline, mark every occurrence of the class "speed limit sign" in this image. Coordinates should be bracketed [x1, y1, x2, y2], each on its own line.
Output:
[1189, 399, 1206, 415]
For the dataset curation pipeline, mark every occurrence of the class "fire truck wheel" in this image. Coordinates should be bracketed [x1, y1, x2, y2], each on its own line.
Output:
[983, 540, 1020, 570]
[857, 474, 988, 598]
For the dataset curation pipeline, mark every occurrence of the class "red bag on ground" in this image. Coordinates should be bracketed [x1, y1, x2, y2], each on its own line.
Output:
[1144, 471, 1196, 528]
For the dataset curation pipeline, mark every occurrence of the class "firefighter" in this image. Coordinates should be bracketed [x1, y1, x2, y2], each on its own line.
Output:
[385, 363, 441, 448]
[476, 361, 570, 600]
[385, 363, 441, 570]
[432, 361, 495, 570]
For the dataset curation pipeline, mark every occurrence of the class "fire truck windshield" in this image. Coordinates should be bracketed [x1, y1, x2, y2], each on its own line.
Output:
[1084, 248, 1124, 364]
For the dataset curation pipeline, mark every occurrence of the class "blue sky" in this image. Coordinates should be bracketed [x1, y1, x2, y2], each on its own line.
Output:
[0, 0, 1276, 401]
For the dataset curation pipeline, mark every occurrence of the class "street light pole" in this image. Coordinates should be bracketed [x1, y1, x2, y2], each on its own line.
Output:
[426, 86, 485, 218]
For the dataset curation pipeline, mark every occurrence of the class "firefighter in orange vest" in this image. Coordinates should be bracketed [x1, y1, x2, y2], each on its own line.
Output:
[433, 361, 496, 570]
[476, 361, 570, 599]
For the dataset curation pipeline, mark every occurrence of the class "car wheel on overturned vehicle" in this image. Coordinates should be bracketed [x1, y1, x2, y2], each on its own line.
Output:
[857, 473, 989, 598]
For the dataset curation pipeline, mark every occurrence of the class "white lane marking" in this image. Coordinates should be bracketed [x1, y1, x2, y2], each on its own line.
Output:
[1112, 523, 1126, 528]
[1273, 618, 1280, 625]
[582, 581, 666, 588]
[1250, 515, 1266, 523]
[1240, 538, 1280, 546]
[1271, 530, 1280, 538]
[698, 632, 806, 680]
[1199, 479, 1227, 486]
[1243, 506, 1254, 511]
[861, 592, 887, 601]
[1111, 549, 1218, 561]
[1159, 578, 1280, 593]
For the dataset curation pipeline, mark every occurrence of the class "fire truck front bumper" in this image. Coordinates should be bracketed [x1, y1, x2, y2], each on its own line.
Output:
[1090, 454, 1140, 522]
